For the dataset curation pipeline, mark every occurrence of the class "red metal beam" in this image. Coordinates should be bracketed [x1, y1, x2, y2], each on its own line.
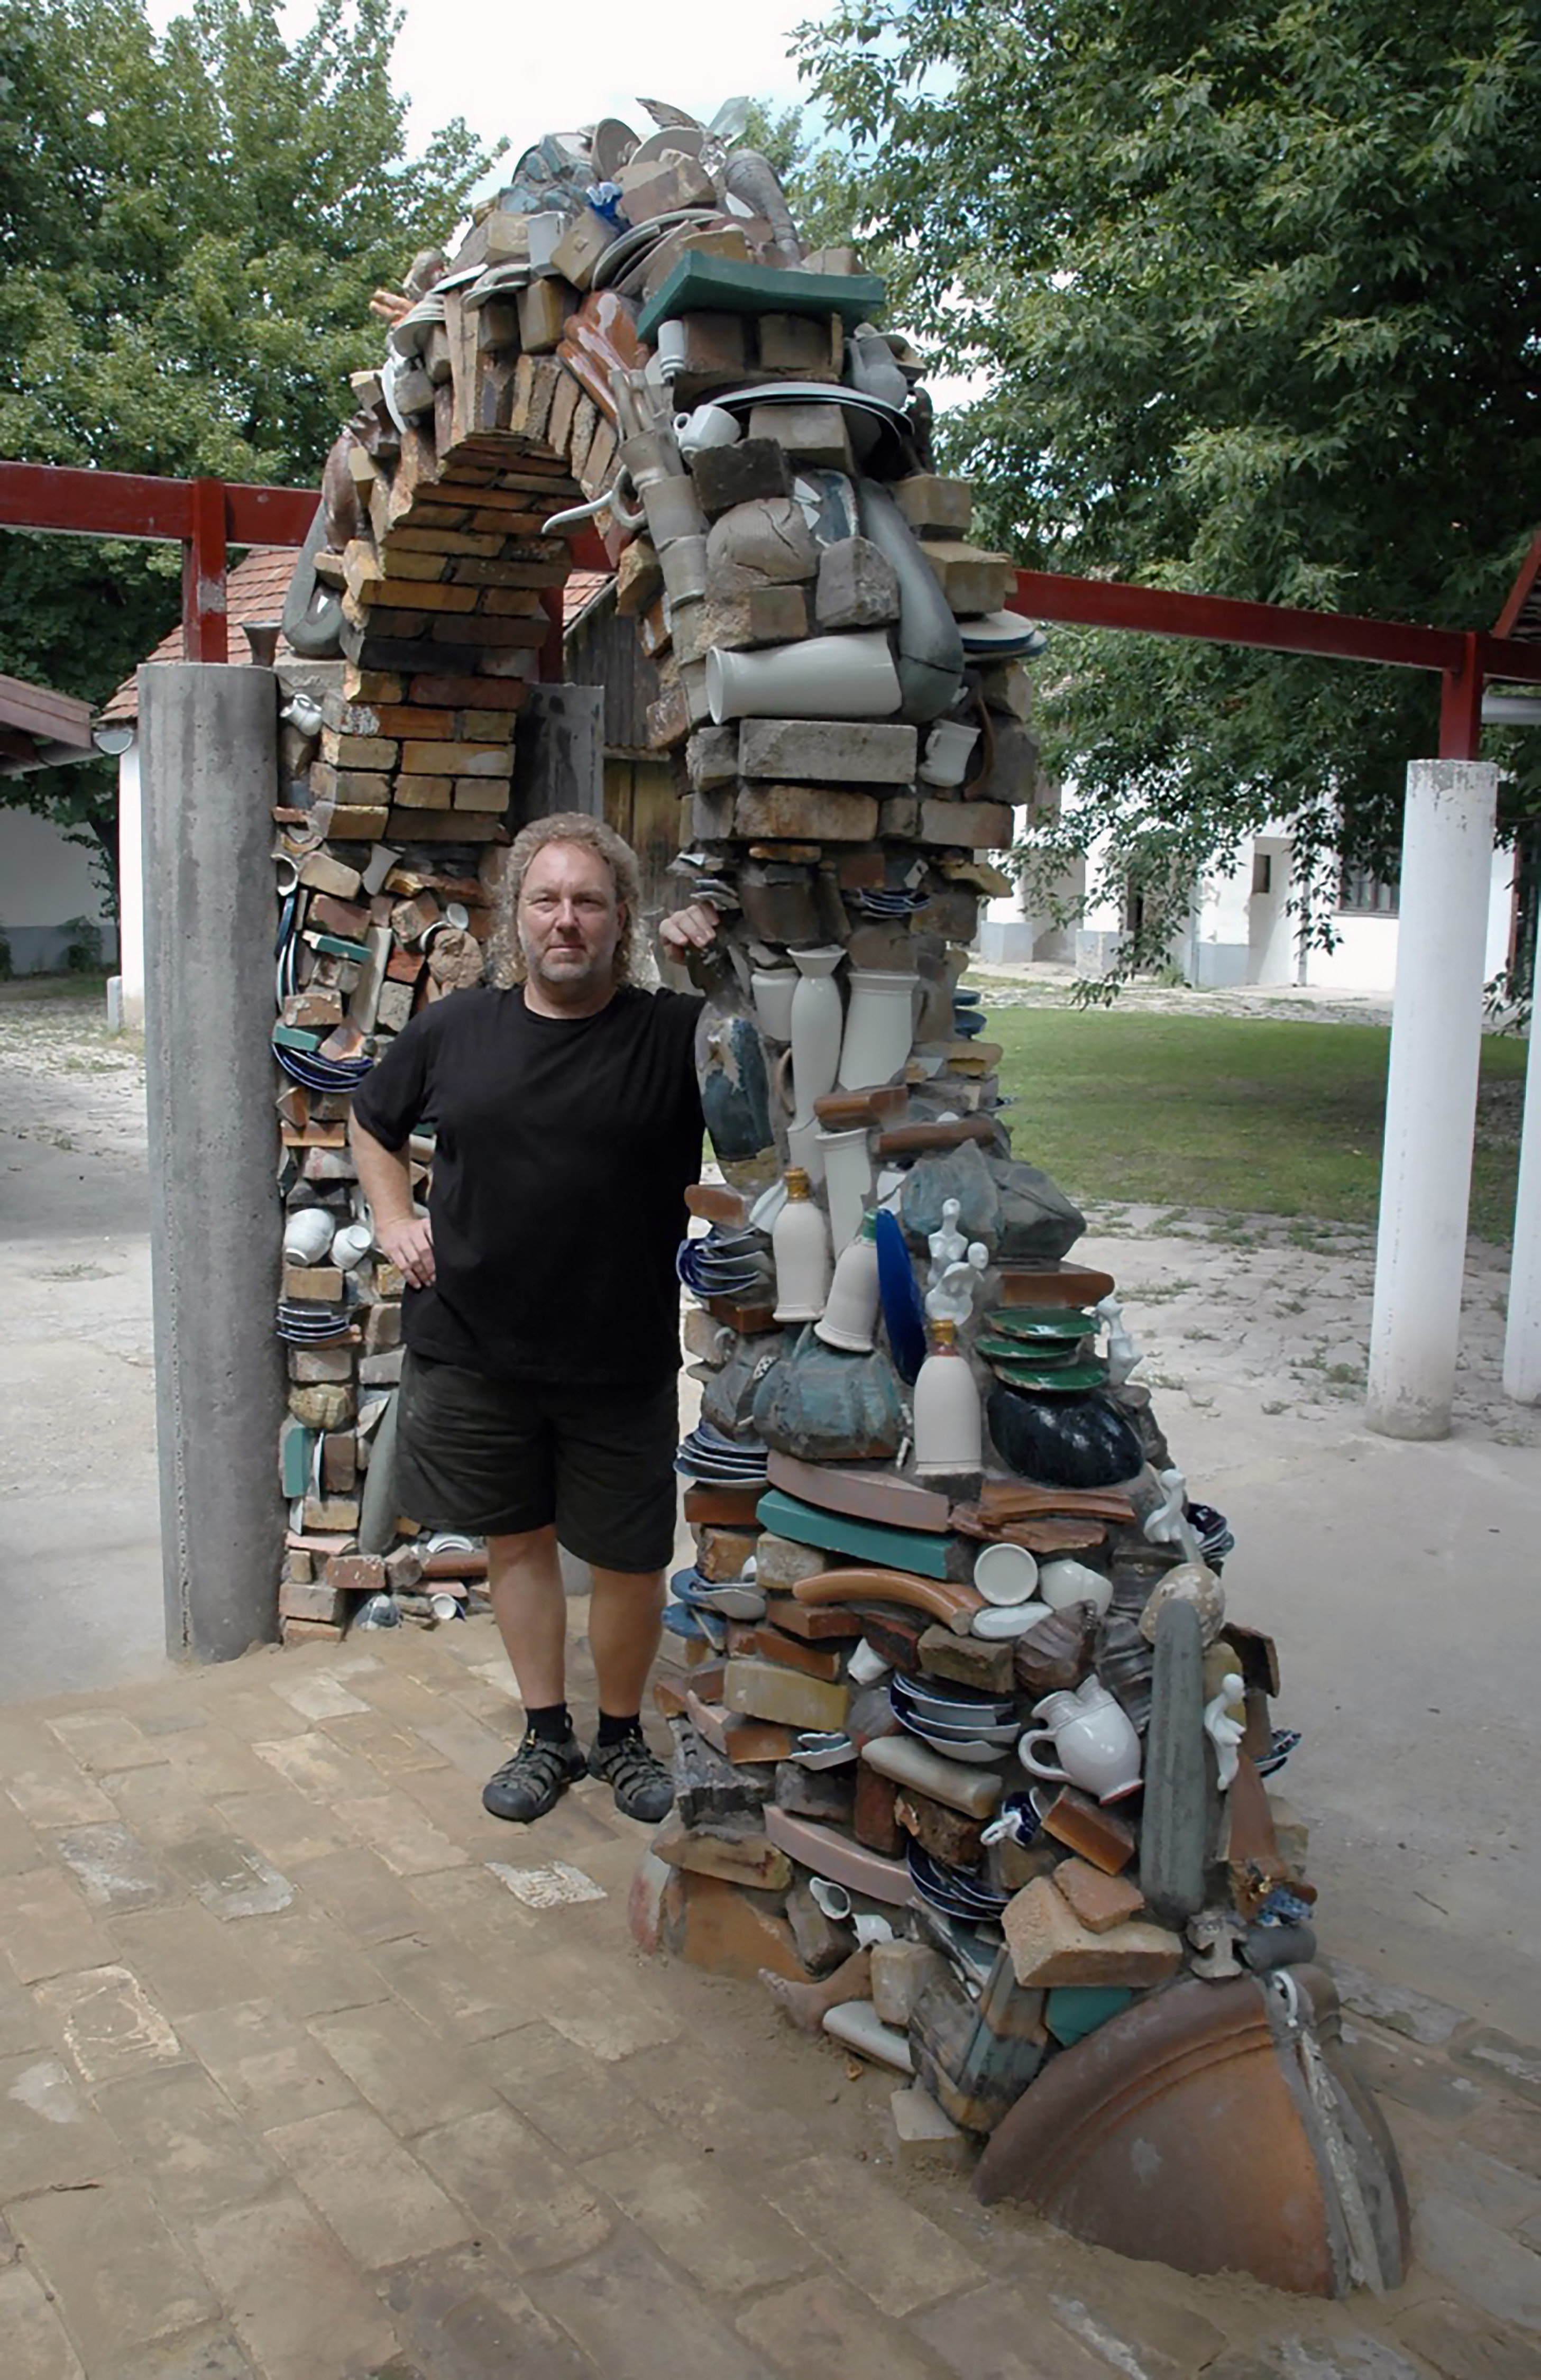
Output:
[0, 462, 317, 547]
[1439, 633, 1485, 762]
[182, 478, 229, 664]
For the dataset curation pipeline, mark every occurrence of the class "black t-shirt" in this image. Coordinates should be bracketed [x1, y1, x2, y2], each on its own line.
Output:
[351, 983, 705, 1386]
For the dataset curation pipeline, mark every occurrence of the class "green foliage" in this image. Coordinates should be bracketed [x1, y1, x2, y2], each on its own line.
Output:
[60, 914, 104, 972]
[795, 0, 1541, 973]
[0, 0, 502, 866]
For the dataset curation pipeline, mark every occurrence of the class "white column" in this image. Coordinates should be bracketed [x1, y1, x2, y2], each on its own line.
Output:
[1366, 759, 1499, 1438]
[116, 739, 145, 1029]
[1502, 1019, 1541, 1403]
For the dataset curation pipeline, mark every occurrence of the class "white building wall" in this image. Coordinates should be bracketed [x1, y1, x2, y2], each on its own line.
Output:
[116, 740, 145, 1028]
[0, 807, 118, 973]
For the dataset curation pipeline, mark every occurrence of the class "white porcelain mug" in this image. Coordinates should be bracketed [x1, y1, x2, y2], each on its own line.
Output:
[283, 1207, 334, 1265]
[674, 404, 741, 457]
[918, 719, 980, 787]
[1019, 1679, 1142, 1803]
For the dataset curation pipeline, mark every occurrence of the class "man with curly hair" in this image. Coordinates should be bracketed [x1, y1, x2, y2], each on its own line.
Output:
[350, 813, 718, 1825]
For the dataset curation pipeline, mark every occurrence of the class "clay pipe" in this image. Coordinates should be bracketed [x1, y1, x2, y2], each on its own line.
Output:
[792, 1567, 983, 1636]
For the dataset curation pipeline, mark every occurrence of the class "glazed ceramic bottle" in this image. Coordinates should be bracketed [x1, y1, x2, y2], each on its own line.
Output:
[773, 1167, 831, 1323]
[912, 1318, 983, 1473]
[814, 1211, 881, 1351]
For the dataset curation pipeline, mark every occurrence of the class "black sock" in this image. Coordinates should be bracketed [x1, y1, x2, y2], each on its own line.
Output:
[527, 1702, 573, 1743]
[597, 1709, 641, 1748]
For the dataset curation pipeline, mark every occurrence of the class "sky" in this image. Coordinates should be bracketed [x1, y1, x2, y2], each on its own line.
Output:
[148, 0, 828, 167]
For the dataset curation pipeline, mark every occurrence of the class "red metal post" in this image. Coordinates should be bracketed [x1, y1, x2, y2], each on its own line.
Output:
[181, 479, 230, 664]
[1438, 631, 1484, 761]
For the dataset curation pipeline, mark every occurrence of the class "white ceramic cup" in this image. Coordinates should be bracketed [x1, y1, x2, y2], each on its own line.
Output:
[918, 719, 980, 786]
[674, 404, 741, 457]
[283, 1208, 334, 1265]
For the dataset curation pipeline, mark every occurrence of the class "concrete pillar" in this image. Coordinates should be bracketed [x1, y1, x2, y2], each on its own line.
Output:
[1366, 759, 1499, 1439]
[116, 739, 145, 1030]
[1502, 1018, 1541, 1403]
[139, 663, 286, 1659]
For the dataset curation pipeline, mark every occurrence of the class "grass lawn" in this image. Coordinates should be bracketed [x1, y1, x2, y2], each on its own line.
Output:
[0, 971, 111, 1004]
[987, 1006, 1528, 1243]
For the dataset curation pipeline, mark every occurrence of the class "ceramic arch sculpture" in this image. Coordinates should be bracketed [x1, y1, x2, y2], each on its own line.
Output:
[274, 100, 1405, 2301]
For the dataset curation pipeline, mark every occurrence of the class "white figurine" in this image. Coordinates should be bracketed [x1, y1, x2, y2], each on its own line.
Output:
[1203, 1671, 1247, 1791]
[1187, 1908, 1246, 1981]
[1142, 1464, 1204, 1565]
[1096, 1292, 1143, 1388]
[923, 1196, 988, 1324]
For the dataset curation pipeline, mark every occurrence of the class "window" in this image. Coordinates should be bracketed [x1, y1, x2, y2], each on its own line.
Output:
[1338, 867, 1399, 916]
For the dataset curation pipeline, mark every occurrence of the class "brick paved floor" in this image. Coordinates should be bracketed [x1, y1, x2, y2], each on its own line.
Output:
[2, 1611, 1537, 2379]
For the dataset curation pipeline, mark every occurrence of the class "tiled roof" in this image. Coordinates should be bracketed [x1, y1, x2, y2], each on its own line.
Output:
[99, 555, 618, 724]
[98, 551, 301, 722]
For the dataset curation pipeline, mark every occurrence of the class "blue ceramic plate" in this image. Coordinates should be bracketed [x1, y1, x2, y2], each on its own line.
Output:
[873, 1208, 927, 1385]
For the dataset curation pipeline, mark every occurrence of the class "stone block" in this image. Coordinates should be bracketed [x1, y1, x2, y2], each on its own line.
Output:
[757, 310, 842, 374]
[616, 152, 718, 220]
[916, 798, 1015, 850]
[785, 1877, 853, 1974]
[1003, 1874, 1182, 1988]
[689, 438, 793, 519]
[916, 1625, 1015, 1696]
[300, 1493, 359, 1533]
[650, 1808, 791, 1893]
[1051, 1856, 1147, 1935]
[861, 1734, 1002, 1819]
[696, 1526, 758, 1582]
[359, 1347, 404, 1385]
[516, 274, 571, 353]
[705, 496, 819, 591]
[282, 1263, 343, 1303]
[669, 1719, 775, 1827]
[815, 537, 901, 630]
[853, 1762, 902, 1855]
[281, 1618, 345, 1645]
[279, 1579, 348, 1625]
[893, 474, 975, 537]
[324, 1553, 383, 1594]
[746, 401, 855, 472]
[699, 584, 812, 651]
[774, 1763, 856, 1828]
[733, 1624, 843, 1683]
[894, 1787, 986, 1871]
[872, 1941, 948, 2029]
[734, 786, 880, 843]
[972, 717, 1040, 803]
[288, 1384, 354, 1430]
[628, 1849, 672, 1952]
[1040, 1786, 1137, 1874]
[891, 2081, 969, 2166]
[663, 1869, 806, 1983]
[723, 1658, 848, 1734]
[288, 1347, 354, 1385]
[738, 716, 917, 786]
[878, 795, 921, 839]
[919, 539, 1017, 615]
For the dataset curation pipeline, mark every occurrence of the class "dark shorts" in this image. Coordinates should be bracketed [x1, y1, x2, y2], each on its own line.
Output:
[393, 1350, 680, 1574]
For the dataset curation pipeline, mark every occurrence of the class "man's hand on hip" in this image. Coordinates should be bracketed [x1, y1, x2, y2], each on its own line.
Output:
[378, 1215, 435, 1288]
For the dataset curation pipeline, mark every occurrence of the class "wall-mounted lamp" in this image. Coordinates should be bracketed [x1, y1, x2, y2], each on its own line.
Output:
[91, 721, 135, 756]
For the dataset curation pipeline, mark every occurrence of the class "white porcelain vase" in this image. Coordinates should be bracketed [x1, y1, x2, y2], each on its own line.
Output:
[788, 946, 845, 1126]
[815, 1126, 873, 1255]
[838, 968, 918, 1091]
[707, 630, 903, 724]
[750, 967, 798, 1041]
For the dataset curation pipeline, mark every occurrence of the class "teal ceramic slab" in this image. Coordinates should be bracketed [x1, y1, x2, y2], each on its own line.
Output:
[272, 1024, 324, 1052]
[985, 1307, 1097, 1339]
[985, 1357, 1111, 1394]
[306, 931, 373, 963]
[280, 1421, 315, 1498]
[755, 1487, 952, 1581]
[1045, 1985, 1133, 2047]
[637, 253, 886, 340]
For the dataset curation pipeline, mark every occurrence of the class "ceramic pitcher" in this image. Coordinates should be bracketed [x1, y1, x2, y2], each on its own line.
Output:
[1019, 1678, 1142, 1802]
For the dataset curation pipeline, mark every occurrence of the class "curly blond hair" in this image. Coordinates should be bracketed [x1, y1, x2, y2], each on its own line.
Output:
[491, 811, 646, 989]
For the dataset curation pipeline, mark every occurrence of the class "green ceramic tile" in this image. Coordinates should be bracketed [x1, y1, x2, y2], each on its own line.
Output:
[637, 253, 886, 341]
[754, 1488, 952, 1579]
[1045, 1985, 1133, 2046]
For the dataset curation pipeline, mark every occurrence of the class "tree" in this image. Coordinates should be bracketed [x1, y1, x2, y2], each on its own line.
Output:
[794, 0, 1541, 975]
[0, 0, 500, 892]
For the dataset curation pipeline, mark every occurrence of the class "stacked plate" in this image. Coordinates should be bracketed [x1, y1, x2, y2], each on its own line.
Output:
[906, 1838, 1011, 1926]
[1187, 1500, 1235, 1562]
[852, 885, 929, 919]
[959, 614, 1048, 661]
[676, 1228, 774, 1303]
[674, 1420, 771, 1486]
[273, 1040, 374, 1095]
[668, 1566, 766, 1622]
[977, 1304, 1105, 1394]
[889, 1673, 1021, 1765]
[275, 1299, 353, 1347]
